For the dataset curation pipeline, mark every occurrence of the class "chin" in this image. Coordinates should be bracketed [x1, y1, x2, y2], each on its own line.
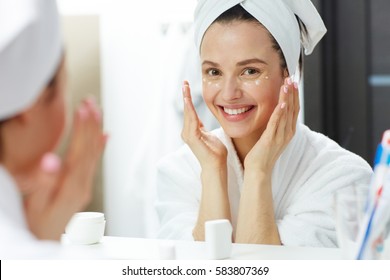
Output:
[221, 125, 252, 139]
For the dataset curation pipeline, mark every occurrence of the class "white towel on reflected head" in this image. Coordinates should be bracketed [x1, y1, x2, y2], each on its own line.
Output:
[194, 0, 327, 75]
[0, 0, 62, 121]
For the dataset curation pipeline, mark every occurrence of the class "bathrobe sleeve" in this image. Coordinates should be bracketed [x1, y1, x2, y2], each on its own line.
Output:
[274, 125, 373, 247]
[155, 145, 202, 240]
[0, 166, 102, 259]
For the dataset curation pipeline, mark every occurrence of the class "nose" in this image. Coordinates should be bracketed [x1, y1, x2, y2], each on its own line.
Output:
[221, 76, 242, 101]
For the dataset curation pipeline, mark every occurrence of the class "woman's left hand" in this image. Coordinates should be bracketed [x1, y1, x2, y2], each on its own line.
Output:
[18, 98, 107, 241]
[244, 77, 300, 174]
[236, 77, 299, 245]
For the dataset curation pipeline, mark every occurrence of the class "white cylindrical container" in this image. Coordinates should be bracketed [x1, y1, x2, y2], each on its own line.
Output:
[205, 219, 232, 259]
[65, 212, 106, 245]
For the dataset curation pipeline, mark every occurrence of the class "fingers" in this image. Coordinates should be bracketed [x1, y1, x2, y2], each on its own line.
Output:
[283, 77, 294, 139]
[181, 81, 202, 143]
[265, 76, 300, 150]
[278, 76, 299, 136]
[68, 97, 106, 163]
[59, 97, 107, 210]
[40, 153, 62, 174]
[292, 79, 300, 132]
[180, 81, 227, 167]
[75, 97, 106, 176]
[82, 97, 107, 159]
[266, 95, 287, 141]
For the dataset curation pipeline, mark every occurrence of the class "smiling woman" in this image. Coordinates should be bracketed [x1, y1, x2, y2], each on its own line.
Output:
[155, 0, 373, 247]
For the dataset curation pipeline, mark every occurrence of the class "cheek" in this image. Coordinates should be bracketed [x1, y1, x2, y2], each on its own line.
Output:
[202, 77, 221, 90]
[202, 89, 214, 112]
[268, 84, 281, 103]
[241, 79, 279, 105]
[202, 78, 220, 108]
[56, 97, 66, 133]
[241, 75, 270, 88]
[49, 94, 66, 142]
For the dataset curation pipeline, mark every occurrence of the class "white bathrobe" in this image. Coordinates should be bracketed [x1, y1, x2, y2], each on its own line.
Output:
[155, 124, 373, 247]
[0, 165, 95, 259]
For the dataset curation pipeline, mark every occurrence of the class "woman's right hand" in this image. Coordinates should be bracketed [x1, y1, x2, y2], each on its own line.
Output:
[181, 81, 227, 169]
[181, 81, 231, 241]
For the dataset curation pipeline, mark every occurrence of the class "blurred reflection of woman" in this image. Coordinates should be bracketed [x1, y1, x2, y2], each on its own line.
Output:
[0, 0, 106, 258]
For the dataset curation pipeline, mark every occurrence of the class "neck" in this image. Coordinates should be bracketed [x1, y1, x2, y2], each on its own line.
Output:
[232, 129, 263, 166]
[1, 156, 42, 196]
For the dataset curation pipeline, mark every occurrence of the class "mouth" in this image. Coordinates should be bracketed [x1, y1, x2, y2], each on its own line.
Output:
[222, 106, 254, 115]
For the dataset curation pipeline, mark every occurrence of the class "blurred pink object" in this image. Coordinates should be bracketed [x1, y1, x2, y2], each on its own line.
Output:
[40, 153, 61, 173]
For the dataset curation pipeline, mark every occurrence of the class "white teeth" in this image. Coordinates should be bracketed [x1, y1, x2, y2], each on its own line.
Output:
[223, 106, 251, 115]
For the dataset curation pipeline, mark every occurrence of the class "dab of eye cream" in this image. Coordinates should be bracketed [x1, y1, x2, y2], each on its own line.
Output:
[255, 76, 268, 86]
[203, 78, 220, 88]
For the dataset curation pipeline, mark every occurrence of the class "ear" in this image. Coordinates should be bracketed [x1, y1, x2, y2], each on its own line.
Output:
[283, 68, 289, 78]
[13, 105, 36, 127]
[16, 86, 49, 126]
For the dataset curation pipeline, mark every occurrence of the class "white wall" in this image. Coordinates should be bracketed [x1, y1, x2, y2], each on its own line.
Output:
[100, 0, 197, 237]
[58, 0, 209, 238]
[57, 0, 102, 15]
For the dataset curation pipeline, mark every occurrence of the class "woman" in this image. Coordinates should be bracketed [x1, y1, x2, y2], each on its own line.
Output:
[0, 0, 106, 258]
[156, 0, 373, 247]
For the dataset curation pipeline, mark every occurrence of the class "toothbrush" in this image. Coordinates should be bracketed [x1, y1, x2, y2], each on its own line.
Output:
[354, 130, 390, 259]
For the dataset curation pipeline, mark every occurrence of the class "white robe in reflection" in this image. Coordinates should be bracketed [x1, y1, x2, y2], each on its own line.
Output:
[0, 165, 96, 259]
[155, 124, 373, 247]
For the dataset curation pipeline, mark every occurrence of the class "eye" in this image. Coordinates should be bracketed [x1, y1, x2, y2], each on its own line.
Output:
[242, 68, 260, 76]
[206, 68, 221, 76]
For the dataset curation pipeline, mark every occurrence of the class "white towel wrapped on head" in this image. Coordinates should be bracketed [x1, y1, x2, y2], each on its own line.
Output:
[194, 0, 327, 75]
[0, 0, 62, 120]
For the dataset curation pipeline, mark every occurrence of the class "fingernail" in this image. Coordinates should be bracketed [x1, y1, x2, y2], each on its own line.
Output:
[40, 153, 61, 173]
[284, 85, 288, 93]
[78, 106, 88, 120]
[287, 77, 292, 85]
[294, 82, 299, 89]
[281, 102, 286, 109]
[103, 134, 109, 144]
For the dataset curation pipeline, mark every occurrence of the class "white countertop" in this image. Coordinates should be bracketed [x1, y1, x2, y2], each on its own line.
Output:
[62, 235, 342, 260]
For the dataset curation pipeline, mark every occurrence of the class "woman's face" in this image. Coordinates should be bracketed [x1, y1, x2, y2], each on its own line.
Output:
[36, 59, 67, 154]
[200, 20, 287, 140]
[0, 58, 67, 172]
[23, 58, 67, 166]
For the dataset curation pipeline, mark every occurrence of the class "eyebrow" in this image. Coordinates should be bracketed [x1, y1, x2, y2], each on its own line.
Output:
[236, 58, 268, 66]
[202, 58, 268, 67]
[202, 60, 220, 67]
